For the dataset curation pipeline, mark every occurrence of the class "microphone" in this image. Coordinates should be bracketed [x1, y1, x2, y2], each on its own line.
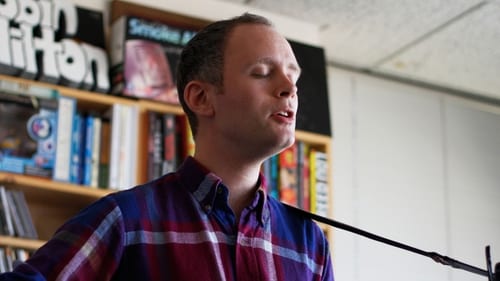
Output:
[287, 204, 499, 281]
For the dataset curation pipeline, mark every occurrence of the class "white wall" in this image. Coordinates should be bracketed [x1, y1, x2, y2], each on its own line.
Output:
[329, 67, 500, 281]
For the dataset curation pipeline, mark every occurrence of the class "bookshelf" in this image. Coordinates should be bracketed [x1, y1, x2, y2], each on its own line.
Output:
[0, 73, 333, 249]
[0, 0, 333, 254]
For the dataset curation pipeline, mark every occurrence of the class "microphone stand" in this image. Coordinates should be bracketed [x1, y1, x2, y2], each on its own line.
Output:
[288, 205, 499, 281]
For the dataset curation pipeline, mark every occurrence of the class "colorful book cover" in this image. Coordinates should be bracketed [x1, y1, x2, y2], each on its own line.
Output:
[109, 15, 197, 104]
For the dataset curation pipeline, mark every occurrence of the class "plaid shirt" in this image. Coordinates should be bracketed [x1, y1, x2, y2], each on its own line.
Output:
[1, 157, 334, 281]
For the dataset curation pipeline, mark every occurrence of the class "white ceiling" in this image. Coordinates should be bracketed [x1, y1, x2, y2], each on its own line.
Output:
[221, 0, 500, 102]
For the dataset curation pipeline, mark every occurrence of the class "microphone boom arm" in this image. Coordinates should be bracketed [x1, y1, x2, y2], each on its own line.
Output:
[288, 204, 497, 280]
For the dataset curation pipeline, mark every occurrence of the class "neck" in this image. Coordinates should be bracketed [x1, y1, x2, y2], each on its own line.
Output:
[193, 141, 264, 220]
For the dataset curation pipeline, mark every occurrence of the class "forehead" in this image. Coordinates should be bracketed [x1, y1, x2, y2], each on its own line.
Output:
[224, 24, 298, 66]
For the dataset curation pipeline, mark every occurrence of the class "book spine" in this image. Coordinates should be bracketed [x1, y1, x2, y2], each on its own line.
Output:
[147, 111, 163, 181]
[161, 113, 177, 174]
[69, 113, 84, 184]
[108, 104, 122, 189]
[82, 115, 94, 186]
[98, 120, 111, 189]
[314, 151, 329, 217]
[278, 143, 299, 206]
[309, 149, 317, 214]
[6, 190, 25, 237]
[269, 155, 279, 200]
[0, 186, 14, 236]
[297, 141, 311, 211]
[90, 116, 102, 188]
[177, 115, 195, 159]
[53, 96, 76, 182]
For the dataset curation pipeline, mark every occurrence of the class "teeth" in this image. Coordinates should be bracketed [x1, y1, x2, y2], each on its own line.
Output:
[278, 111, 288, 117]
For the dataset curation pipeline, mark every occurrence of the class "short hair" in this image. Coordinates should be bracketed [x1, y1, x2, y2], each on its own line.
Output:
[176, 13, 273, 137]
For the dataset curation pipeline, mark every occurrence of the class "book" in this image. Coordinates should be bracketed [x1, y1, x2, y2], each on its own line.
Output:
[262, 155, 279, 200]
[297, 141, 311, 211]
[108, 103, 138, 190]
[98, 119, 111, 189]
[147, 111, 163, 181]
[0, 186, 14, 236]
[53, 96, 76, 182]
[109, 15, 197, 104]
[69, 113, 84, 184]
[161, 113, 177, 174]
[310, 149, 329, 216]
[278, 143, 299, 206]
[81, 114, 102, 187]
[108, 104, 122, 189]
[5, 189, 37, 239]
[177, 115, 195, 160]
[6, 190, 25, 237]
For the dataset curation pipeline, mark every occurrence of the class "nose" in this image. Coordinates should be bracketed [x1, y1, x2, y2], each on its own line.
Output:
[277, 73, 298, 98]
[279, 86, 297, 98]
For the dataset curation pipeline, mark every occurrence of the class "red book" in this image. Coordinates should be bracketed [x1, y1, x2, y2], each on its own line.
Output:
[278, 143, 299, 206]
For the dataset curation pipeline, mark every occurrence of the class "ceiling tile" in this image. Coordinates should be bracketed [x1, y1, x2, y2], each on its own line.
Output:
[377, 1, 500, 100]
[319, 0, 484, 66]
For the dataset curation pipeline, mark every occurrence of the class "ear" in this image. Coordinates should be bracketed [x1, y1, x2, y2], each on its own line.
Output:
[183, 81, 215, 117]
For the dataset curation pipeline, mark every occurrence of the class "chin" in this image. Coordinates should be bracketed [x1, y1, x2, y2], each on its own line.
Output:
[275, 136, 295, 153]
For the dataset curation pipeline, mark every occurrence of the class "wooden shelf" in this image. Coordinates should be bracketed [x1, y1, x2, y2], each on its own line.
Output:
[0, 172, 112, 203]
[0, 236, 45, 251]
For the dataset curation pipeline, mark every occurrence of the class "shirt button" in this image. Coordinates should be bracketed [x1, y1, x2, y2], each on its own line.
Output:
[217, 188, 223, 194]
[204, 204, 212, 211]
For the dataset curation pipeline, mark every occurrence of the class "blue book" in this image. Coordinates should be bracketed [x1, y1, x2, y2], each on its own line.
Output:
[69, 113, 84, 184]
[82, 115, 95, 186]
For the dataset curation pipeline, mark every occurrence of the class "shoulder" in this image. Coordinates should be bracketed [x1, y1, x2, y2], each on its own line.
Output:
[266, 196, 326, 241]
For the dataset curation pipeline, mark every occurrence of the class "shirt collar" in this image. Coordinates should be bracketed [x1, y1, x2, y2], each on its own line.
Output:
[177, 156, 269, 225]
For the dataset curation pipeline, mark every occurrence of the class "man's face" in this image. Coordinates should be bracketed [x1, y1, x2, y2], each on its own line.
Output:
[211, 23, 301, 159]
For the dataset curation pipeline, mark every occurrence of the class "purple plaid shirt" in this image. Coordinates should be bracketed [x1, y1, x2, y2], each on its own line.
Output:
[1, 156, 334, 281]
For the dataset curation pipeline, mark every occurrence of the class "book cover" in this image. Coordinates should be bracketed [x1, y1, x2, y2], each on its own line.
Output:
[109, 15, 197, 104]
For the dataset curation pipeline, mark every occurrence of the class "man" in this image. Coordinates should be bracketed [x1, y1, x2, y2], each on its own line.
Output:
[0, 13, 334, 280]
